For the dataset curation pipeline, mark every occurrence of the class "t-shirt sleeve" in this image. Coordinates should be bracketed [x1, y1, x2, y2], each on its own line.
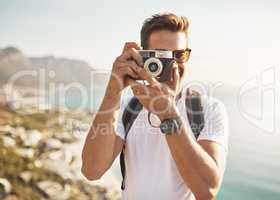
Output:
[197, 97, 229, 153]
[115, 88, 133, 140]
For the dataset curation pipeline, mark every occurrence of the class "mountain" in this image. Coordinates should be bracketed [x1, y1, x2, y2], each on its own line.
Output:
[0, 46, 110, 111]
[0, 46, 110, 89]
[0, 47, 29, 85]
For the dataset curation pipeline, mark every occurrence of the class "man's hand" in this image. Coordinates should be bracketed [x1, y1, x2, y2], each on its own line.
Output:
[106, 42, 143, 97]
[127, 63, 181, 121]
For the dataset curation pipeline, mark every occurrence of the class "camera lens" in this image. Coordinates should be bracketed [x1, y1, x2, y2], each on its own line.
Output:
[148, 62, 159, 72]
[144, 57, 163, 77]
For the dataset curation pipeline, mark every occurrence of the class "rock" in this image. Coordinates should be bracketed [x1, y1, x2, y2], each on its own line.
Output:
[14, 127, 26, 141]
[54, 131, 76, 143]
[37, 181, 69, 200]
[2, 136, 16, 147]
[19, 171, 32, 183]
[48, 149, 73, 164]
[42, 159, 74, 180]
[0, 178, 12, 195]
[44, 138, 62, 149]
[15, 148, 34, 158]
[34, 160, 43, 168]
[24, 130, 43, 147]
[106, 189, 122, 200]
[0, 125, 16, 135]
[57, 115, 65, 125]
[3, 195, 19, 200]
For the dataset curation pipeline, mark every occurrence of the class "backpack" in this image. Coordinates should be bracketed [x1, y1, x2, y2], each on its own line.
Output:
[119, 88, 205, 190]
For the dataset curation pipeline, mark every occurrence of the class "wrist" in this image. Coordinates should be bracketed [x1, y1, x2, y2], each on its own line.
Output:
[157, 105, 180, 122]
[101, 81, 122, 113]
[105, 78, 122, 99]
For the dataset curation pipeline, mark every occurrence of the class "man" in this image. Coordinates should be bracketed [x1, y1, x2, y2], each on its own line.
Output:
[81, 13, 229, 200]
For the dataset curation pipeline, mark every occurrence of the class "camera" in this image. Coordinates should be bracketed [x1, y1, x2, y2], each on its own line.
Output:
[138, 50, 175, 82]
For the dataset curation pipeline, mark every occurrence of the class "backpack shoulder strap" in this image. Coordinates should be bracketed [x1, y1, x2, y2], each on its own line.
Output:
[120, 97, 143, 190]
[185, 88, 205, 139]
[122, 97, 143, 139]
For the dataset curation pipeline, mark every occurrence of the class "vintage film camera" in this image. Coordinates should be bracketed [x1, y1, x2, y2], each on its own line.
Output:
[138, 50, 175, 82]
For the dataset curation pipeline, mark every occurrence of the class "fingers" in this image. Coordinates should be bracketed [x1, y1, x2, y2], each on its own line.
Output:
[118, 60, 140, 74]
[119, 42, 143, 66]
[117, 57, 153, 84]
[173, 64, 180, 83]
[120, 48, 143, 66]
[170, 63, 180, 90]
[123, 67, 139, 79]
[126, 79, 150, 96]
[126, 78, 140, 88]
[137, 68, 160, 87]
[162, 84, 176, 97]
[122, 42, 140, 53]
[115, 60, 145, 81]
[116, 59, 160, 88]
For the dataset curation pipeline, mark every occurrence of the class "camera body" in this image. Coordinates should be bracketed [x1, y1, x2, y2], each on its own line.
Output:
[138, 50, 175, 82]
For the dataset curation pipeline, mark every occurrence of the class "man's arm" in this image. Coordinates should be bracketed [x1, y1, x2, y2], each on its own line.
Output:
[156, 97, 227, 200]
[163, 119, 226, 200]
[81, 85, 124, 180]
[81, 42, 143, 180]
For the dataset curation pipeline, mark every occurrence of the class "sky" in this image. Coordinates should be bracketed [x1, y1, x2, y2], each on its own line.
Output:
[1, 0, 280, 86]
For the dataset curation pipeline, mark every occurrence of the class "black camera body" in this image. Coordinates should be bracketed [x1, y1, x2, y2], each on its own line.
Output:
[138, 50, 175, 82]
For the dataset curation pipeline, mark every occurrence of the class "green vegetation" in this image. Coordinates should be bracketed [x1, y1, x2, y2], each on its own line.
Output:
[0, 138, 64, 199]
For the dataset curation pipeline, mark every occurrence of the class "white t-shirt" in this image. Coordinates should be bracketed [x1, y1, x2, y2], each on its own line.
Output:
[116, 87, 229, 200]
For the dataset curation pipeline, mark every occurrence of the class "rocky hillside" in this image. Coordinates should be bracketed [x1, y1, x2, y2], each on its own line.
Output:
[0, 46, 109, 89]
[0, 102, 120, 200]
[0, 46, 110, 111]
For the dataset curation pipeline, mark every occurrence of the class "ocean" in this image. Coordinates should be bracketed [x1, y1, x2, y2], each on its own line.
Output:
[217, 103, 280, 200]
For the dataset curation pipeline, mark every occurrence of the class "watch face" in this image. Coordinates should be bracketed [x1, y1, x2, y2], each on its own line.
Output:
[160, 118, 181, 134]
[160, 123, 170, 133]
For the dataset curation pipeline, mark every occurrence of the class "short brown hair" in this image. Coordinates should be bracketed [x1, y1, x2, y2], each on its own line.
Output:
[140, 13, 189, 49]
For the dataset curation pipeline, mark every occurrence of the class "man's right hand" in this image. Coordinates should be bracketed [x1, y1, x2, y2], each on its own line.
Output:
[107, 42, 143, 96]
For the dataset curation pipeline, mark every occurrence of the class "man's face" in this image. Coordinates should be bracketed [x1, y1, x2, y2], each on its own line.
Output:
[148, 30, 188, 89]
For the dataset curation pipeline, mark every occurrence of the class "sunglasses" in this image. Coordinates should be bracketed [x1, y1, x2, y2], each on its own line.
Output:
[153, 48, 191, 63]
[172, 48, 192, 63]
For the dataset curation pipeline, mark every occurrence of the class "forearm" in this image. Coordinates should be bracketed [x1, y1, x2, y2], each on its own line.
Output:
[82, 81, 122, 178]
[165, 125, 220, 199]
[166, 124, 220, 186]
[159, 111, 220, 199]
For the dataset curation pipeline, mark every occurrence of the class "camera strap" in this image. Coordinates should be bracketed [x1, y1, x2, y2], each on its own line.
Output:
[119, 88, 205, 190]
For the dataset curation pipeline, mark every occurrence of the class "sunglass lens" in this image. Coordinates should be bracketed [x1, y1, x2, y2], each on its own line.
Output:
[174, 50, 189, 63]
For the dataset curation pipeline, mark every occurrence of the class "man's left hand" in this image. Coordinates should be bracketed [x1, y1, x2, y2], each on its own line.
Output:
[127, 64, 181, 121]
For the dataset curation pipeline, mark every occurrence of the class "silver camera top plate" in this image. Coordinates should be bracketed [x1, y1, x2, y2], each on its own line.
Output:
[138, 50, 173, 59]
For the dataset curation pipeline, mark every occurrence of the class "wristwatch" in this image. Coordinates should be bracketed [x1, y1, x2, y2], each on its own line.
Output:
[160, 117, 182, 135]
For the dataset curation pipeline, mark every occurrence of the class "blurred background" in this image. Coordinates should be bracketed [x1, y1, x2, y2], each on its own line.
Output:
[0, 0, 279, 199]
